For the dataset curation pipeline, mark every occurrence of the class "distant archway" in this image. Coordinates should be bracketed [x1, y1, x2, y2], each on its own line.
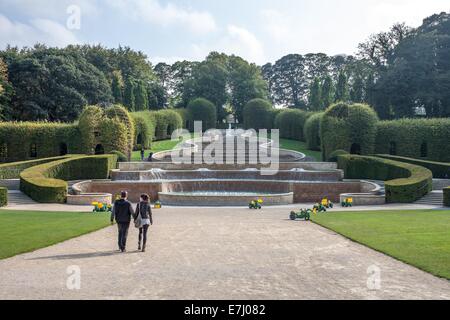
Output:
[136, 134, 143, 146]
[389, 142, 397, 155]
[350, 143, 361, 155]
[30, 143, 37, 158]
[0, 143, 7, 162]
[420, 142, 428, 158]
[167, 125, 173, 138]
[59, 143, 68, 156]
[95, 144, 105, 155]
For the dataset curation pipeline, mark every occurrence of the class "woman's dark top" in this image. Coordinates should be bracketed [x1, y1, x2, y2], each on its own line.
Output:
[135, 201, 153, 224]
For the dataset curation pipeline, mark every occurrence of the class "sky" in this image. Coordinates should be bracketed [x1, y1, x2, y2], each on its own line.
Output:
[0, 0, 449, 65]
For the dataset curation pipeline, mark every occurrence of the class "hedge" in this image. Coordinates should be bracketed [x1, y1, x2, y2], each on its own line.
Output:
[187, 98, 217, 131]
[243, 99, 274, 130]
[328, 149, 349, 162]
[105, 105, 135, 160]
[0, 187, 7, 207]
[0, 122, 81, 163]
[304, 112, 323, 151]
[376, 155, 450, 179]
[375, 118, 450, 162]
[337, 155, 432, 203]
[153, 109, 183, 140]
[175, 108, 192, 130]
[20, 154, 117, 203]
[444, 187, 450, 207]
[0, 155, 73, 179]
[274, 109, 312, 141]
[321, 103, 379, 161]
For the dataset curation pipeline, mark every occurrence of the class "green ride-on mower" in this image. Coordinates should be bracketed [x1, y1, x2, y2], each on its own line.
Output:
[289, 209, 312, 221]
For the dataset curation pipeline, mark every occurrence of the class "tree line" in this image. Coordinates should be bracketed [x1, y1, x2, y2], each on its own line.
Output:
[0, 11, 449, 123]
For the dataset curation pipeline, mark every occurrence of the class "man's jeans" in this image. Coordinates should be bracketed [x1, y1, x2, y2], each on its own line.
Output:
[117, 223, 130, 251]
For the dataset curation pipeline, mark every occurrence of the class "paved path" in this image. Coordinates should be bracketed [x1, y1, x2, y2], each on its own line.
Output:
[0, 207, 449, 300]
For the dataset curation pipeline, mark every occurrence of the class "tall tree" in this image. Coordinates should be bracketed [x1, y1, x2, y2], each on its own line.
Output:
[134, 81, 148, 111]
[350, 74, 364, 103]
[320, 75, 334, 109]
[111, 70, 124, 104]
[123, 78, 135, 111]
[334, 71, 349, 102]
[308, 78, 322, 111]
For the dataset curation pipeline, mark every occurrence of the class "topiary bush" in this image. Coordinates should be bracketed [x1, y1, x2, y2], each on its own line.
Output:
[105, 105, 135, 160]
[131, 112, 154, 150]
[274, 109, 312, 141]
[444, 187, 450, 207]
[175, 108, 192, 131]
[20, 155, 117, 203]
[0, 187, 7, 207]
[0, 156, 73, 179]
[0, 122, 81, 163]
[337, 154, 432, 203]
[321, 103, 379, 161]
[304, 112, 323, 151]
[375, 118, 450, 162]
[376, 155, 450, 179]
[187, 98, 217, 131]
[243, 99, 274, 130]
[153, 109, 183, 140]
[78, 105, 104, 154]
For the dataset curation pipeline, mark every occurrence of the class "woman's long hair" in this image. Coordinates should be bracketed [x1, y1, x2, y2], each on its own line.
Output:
[140, 194, 149, 202]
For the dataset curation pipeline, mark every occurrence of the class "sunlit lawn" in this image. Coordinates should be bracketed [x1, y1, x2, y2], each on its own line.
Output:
[312, 210, 450, 279]
[0, 210, 110, 259]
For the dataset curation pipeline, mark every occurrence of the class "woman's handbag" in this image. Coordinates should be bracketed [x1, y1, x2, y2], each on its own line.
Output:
[134, 203, 142, 228]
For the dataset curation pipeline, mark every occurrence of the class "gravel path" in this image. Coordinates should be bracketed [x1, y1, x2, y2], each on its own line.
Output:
[0, 207, 449, 300]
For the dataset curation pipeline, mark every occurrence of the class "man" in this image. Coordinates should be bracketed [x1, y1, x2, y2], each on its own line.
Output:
[111, 191, 135, 252]
[140, 148, 145, 161]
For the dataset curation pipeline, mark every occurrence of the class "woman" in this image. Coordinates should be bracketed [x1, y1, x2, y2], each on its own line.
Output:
[134, 194, 153, 252]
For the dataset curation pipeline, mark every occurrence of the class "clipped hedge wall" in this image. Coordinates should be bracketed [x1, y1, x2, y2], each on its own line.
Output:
[153, 109, 183, 141]
[20, 155, 117, 203]
[444, 187, 450, 207]
[337, 154, 432, 203]
[376, 155, 450, 179]
[105, 105, 135, 160]
[0, 187, 7, 207]
[243, 99, 274, 130]
[187, 98, 217, 131]
[321, 103, 379, 161]
[274, 109, 312, 141]
[0, 155, 73, 179]
[0, 122, 81, 163]
[304, 112, 323, 151]
[328, 149, 349, 162]
[175, 108, 192, 130]
[375, 118, 450, 162]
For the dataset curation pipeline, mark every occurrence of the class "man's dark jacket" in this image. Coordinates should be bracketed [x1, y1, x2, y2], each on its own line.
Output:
[111, 199, 135, 223]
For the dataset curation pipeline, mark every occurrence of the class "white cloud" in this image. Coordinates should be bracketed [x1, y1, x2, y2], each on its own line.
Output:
[0, 14, 79, 48]
[188, 25, 265, 64]
[106, 0, 217, 35]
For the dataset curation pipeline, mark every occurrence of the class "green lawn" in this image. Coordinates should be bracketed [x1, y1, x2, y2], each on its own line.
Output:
[280, 139, 322, 161]
[312, 210, 450, 279]
[132, 133, 197, 161]
[0, 210, 110, 259]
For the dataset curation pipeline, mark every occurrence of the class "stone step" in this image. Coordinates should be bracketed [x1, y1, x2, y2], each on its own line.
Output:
[415, 191, 443, 205]
[7, 191, 36, 205]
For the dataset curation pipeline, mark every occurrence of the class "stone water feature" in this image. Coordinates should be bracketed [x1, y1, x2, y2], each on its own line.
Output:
[71, 130, 384, 206]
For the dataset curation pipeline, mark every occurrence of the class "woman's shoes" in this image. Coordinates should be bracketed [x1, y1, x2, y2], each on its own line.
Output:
[142, 245, 146, 252]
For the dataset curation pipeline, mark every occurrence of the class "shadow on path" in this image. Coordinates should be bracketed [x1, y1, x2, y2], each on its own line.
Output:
[27, 250, 138, 261]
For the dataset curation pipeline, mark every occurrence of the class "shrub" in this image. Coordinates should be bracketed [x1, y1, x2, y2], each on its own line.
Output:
[175, 108, 192, 130]
[444, 187, 450, 207]
[187, 98, 217, 131]
[274, 109, 312, 141]
[105, 105, 135, 160]
[0, 122, 81, 163]
[109, 150, 127, 163]
[337, 154, 432, 203]
[0, 156, 73, 179]
[304, 112, 323, 151]
[376, 155, 450, 179]
[243, 99, 273, 130]
[153, 109, 183, 140]
[0, 187, 7, 207]
[375, 118, 450, 162]
[328, 149, 349, 162]
[78, 105, 104, 154]
[321, 103, 379, 161]
[20, 155, 117, 203]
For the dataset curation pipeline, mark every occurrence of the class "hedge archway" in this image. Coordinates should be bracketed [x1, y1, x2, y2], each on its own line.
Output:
[321, 102, 379, 160]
